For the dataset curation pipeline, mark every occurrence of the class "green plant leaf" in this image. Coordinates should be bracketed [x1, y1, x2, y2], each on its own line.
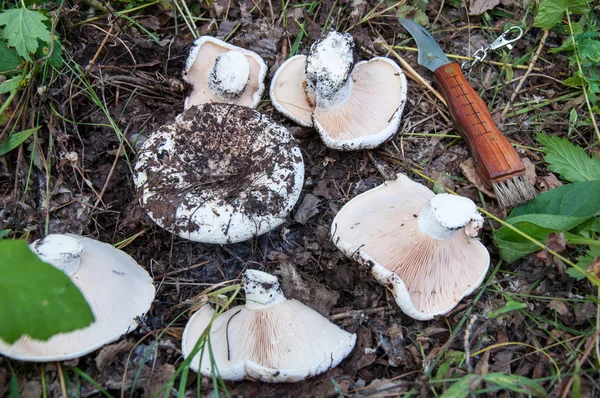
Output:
[0, 40, 21, 72]
[537, 133, 600, 182]
[566, 0, 591, 14]
[507, 180, 600, 229]
[487, 300, 527, 318]
[534, 0, 567, 30]
[0, 240, 94, 344]
[0, 229, 10, 239]
[578, 38, 600, 62]
[0, 75, 23, 94]
[494, 222, 553, 263]
[482, 373, 546, 396]
[0, 126, 39, 156]
[440, 375, 481, 398]
[0, 8, 51, 62]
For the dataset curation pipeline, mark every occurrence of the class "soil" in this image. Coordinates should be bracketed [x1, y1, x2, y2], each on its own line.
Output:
[0, 0, 598, 397]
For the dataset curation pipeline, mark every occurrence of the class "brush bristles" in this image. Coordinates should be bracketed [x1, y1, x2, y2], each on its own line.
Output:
[492, 175, 537, 208]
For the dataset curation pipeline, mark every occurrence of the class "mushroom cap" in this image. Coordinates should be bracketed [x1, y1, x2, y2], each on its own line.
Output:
[181, 270, 356, 383]
[269, 55, 407, 150]
[183, 36, 267, 109]
[269, 55, 314, 127]
[313, 57, 407, 150]
[0, 234, 155, 362]
[133, 103, 304, 244]
[331, 175, 490, 320]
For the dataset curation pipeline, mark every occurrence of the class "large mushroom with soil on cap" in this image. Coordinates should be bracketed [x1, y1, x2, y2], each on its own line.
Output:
[331, 174, 490, 320]
[270, 30, 408, 150]
[181, 269, 356, 382]
[134, 103, 304, 244]
[0, 234, 155, 361]
[183, 36, 267, 109]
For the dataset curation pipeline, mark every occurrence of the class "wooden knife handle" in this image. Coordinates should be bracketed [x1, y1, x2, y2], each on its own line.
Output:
[433, 62, 524, 184]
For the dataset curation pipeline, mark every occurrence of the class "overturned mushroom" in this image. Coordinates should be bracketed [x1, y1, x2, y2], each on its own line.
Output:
[183, 36, 267, 109]
[270, 31, 407, 150]
[331, 174, 490, 320]
[0, 234, 155, 361]
[181, 269, 356, 382]
[134, 103, 304, 244]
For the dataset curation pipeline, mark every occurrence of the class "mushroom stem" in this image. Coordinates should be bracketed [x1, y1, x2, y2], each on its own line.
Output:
[208, 51, 251, 100]
[418, 193, 484, 240]
[30, 234, 82, 276]
[243, 270, 286, 310]
[305, 31, 355, 109]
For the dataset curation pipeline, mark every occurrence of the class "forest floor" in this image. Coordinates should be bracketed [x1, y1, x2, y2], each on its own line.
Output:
[0, 0, 599, 396]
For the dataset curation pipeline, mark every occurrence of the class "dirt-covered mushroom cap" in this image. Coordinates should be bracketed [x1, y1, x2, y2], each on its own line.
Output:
[269, 31, 408, 151]
[181, 269, 356, 383]
[133, 103, 304, 244]
[183, 36, 267, 109]
[331, 175, 489, 320]
[0, 234, 155, 362]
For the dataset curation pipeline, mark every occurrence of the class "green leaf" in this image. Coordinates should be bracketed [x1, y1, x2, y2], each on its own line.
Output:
[534, 0, 567, 30]
[487, 300, 527, 318]
[0, 75, 23, 94]
[494, 222, 554, 263]
[507, 180, 600, 230]
[0, 240, 94, 344]
[482, 373, 546, 396]
[566, 0, 591, 13]
[563, 75, 584, 87]
[0, 126, 39, 156]
[578, 38, 600, 62]
[0, 8, 51, 62]
[0, 40, 21, 72]
[0, 229, 10, 239]
[441, 375, 481, 398]
[537, 133, 600, 182]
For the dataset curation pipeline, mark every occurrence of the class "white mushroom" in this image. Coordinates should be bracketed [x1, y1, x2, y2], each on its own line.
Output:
[133, 103, 304, 244]
[270, 31, 408, 151]
[0, 234, 155, 361]
[181, 269, 356, 382]
[331, 174, 490, 320]
[184, 36, 267, 109]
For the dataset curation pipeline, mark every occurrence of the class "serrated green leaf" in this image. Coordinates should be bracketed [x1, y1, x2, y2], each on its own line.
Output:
[0, 126, 39, 156]
[578, 38, 600, 62]
[483, 373, 546, 396]
[563, 75, 584, 87]
[0, 8, 51, 62]
[534, 0, 567, 29]
[566, 0, 591, 13]
[0, 240, 94, 344]
[0, 41, 21, 72]
[0, 75, 23, 94]
[441, 375, 481, 398]
[537, 133, 600, 182]
[566, 266, 586, 280]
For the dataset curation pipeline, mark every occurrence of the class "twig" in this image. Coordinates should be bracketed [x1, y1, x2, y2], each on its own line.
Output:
[86, 24, 114, 72]
[153, 261, 211, 280]
[502, 30, 550, 117]
[57, 362, 67, 398]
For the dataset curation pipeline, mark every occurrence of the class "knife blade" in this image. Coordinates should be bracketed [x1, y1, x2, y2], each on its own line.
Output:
[399, 18, 536, 208]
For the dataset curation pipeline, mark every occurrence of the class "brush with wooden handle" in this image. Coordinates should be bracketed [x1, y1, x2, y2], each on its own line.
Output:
[399, 18, 536, 207]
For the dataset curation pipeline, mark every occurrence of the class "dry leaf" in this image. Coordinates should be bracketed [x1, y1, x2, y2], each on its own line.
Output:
[460, 158, 496, 198]
[294, 193, 321, 225]
[469, 0, 500, 15]
[546, 232, 566, 253]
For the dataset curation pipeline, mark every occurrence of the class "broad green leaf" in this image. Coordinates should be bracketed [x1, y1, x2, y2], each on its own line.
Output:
[440, 375, 481, 398]
[0, 126, 39, 156]
[487, 300, 527, 318]
[537, 133, 600, 182]
[578, 38, 600, 62]
[482, 373, 546, 396]
[566, 0, 591, 13]
[0, 229, 10, 239]
[0, 240, 94, 344]
[534, 0, 567, 29]
[494, 222, 554, 263]
[507, 180, 600, 230]
[35, 38, 63, 68]
[0, 40, 21, 72]
[0, 75, 23, 94]
[0, 8, 51, 62]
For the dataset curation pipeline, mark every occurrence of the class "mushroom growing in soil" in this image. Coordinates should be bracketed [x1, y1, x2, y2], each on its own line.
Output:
[181, 269, 356, 382]
[331, 174, 490, 320]
[269, 30, 408, 150]
[183, 36, 267, 109]
[134, 103, 304, 244]
[0, 234, 155, 361]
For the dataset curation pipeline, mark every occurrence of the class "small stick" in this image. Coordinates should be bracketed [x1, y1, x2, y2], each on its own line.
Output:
[502, 30, 550, 117]
[86, 24, 114, 72]
[153, 261, 211, 280]
[57, 362, 67, 398]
